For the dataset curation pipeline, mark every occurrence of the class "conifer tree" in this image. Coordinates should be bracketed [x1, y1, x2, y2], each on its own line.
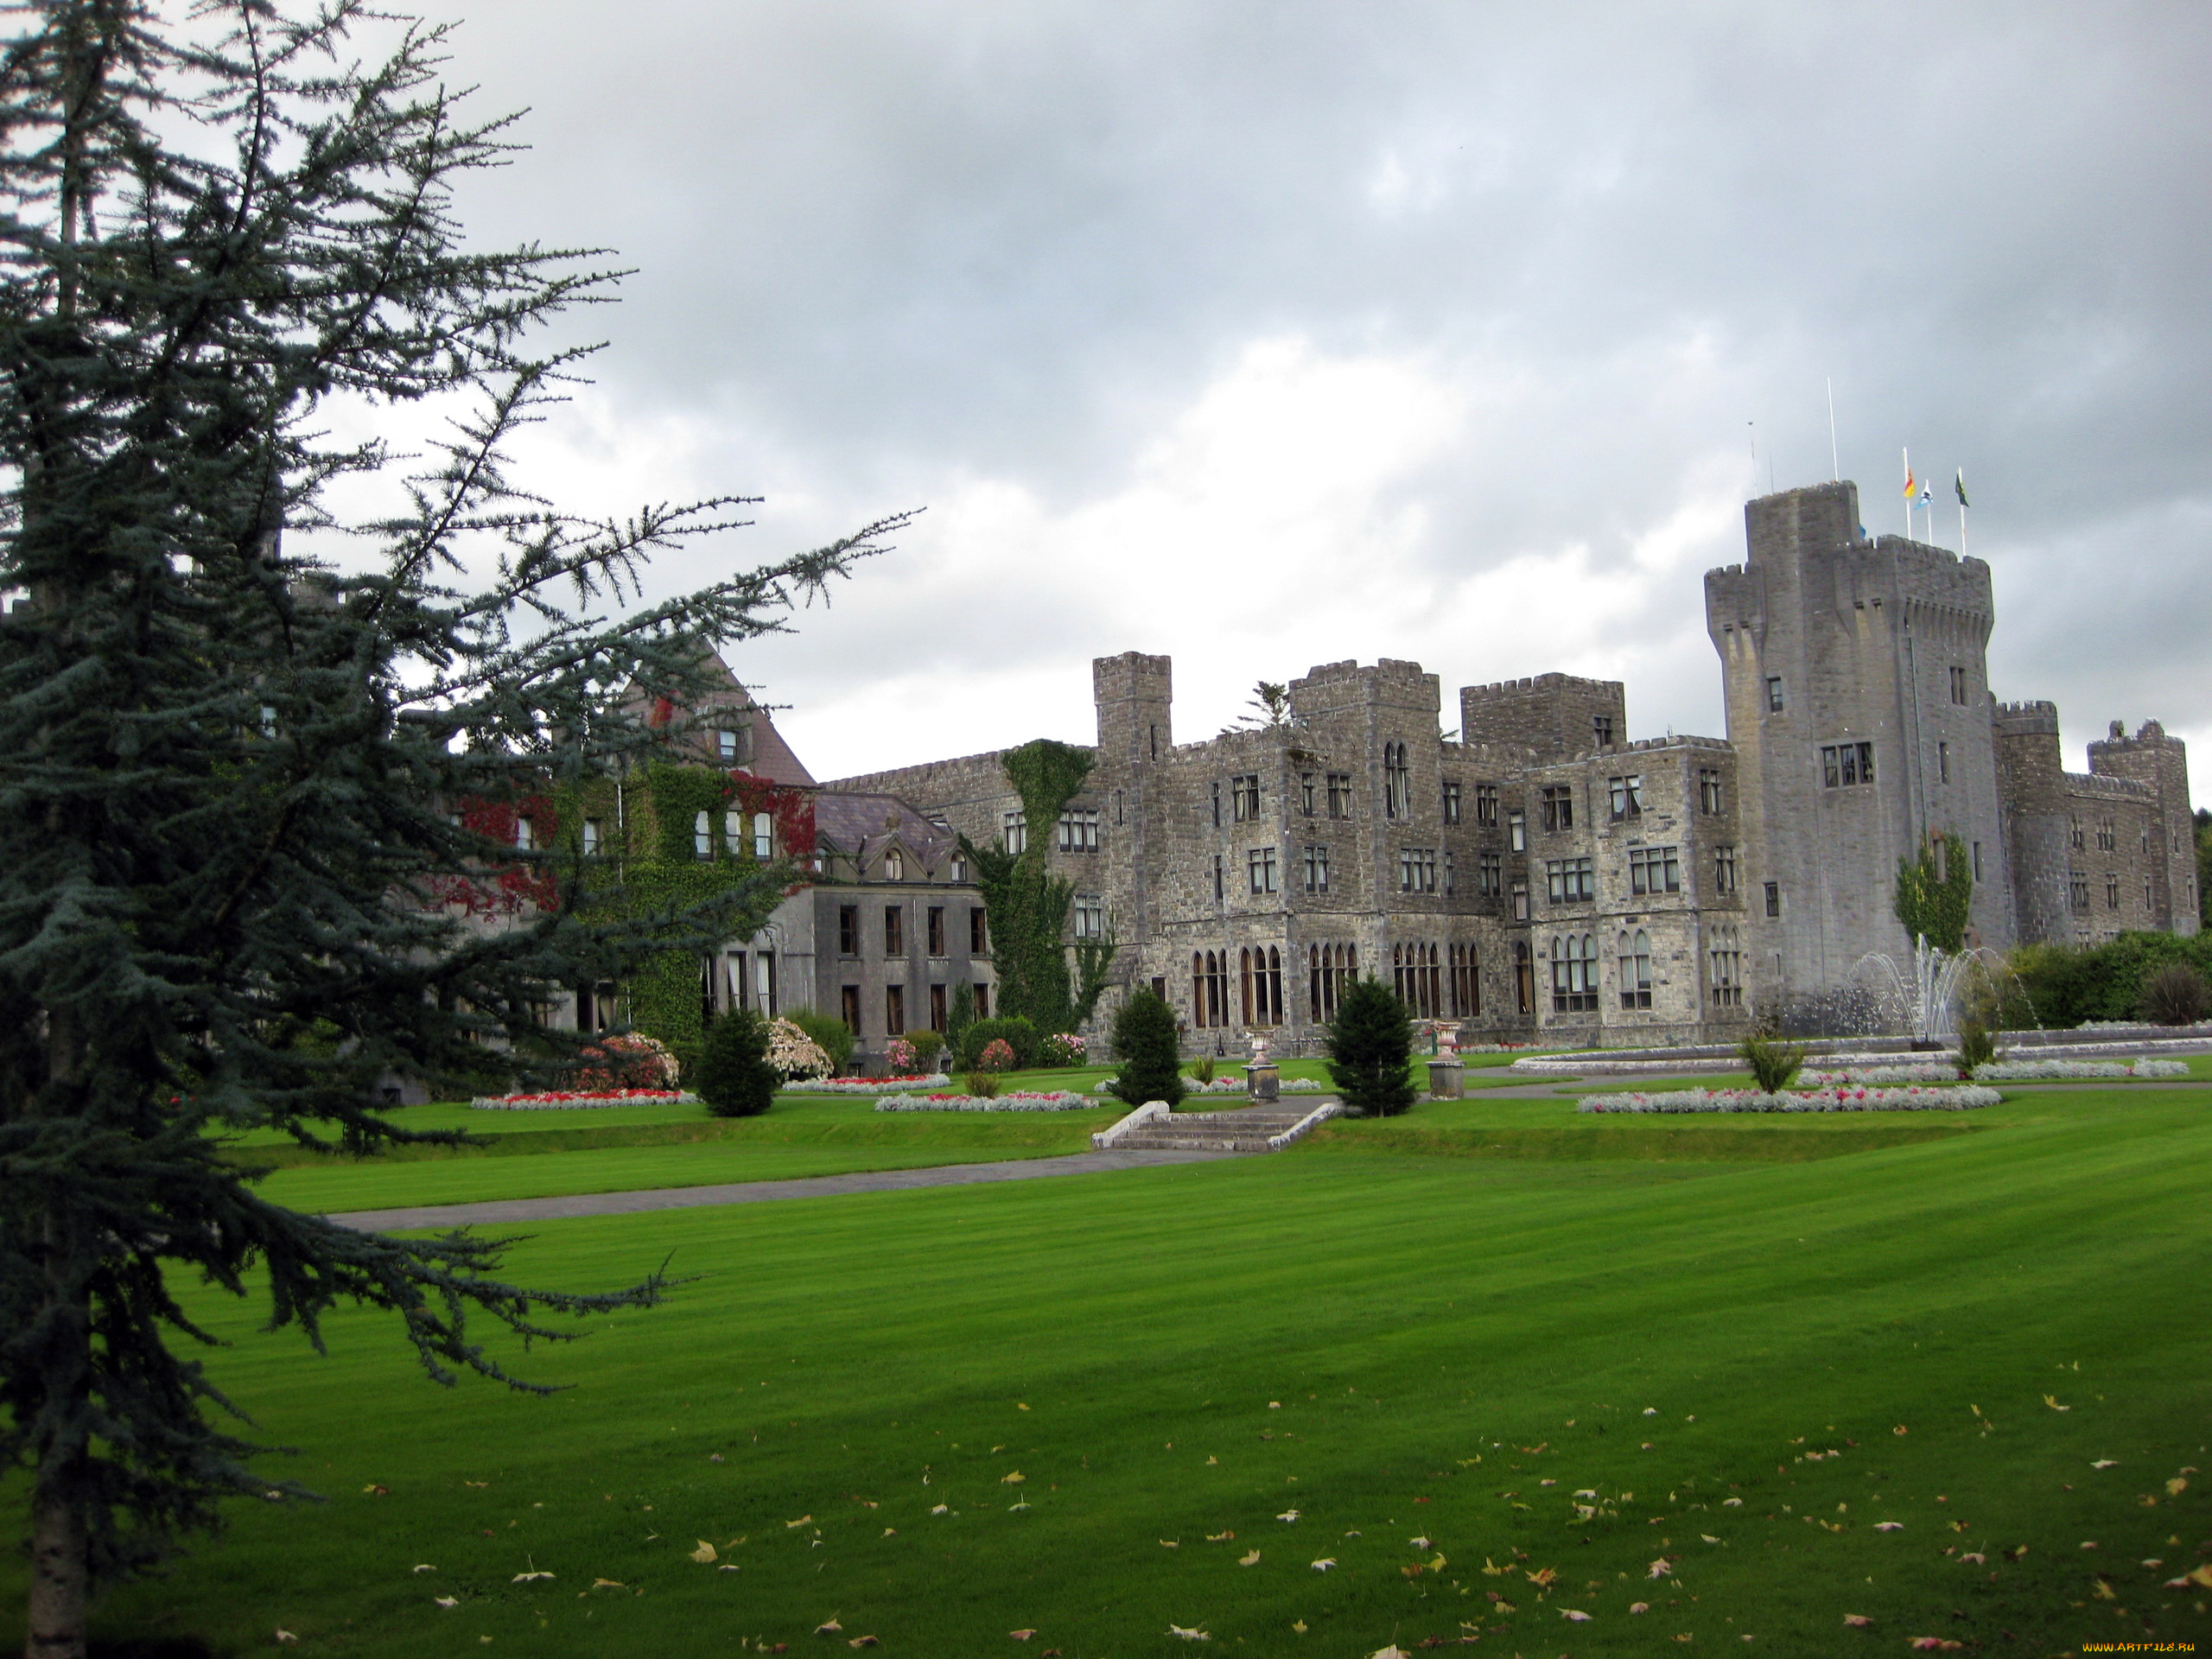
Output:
[0, 4, 905, 1652]
[1325, 977, 1416, 1116]
[1104, 988, 1185, 1109]
[695, 1008, 779, 1118]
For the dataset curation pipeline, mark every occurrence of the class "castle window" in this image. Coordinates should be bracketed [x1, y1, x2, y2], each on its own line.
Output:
[1764, 881, 1781, 918]
[1820, 741, 1875, 788]
[927, 906, 946, 957]
[1192, 950, 1230, 1027]
[1629, 845, 1681, 896]
[883, 847, 903, 881]
[1618, 929, 1653, 1009]
[1309, 943, 1357, 1022]
[884, 905, 904, 957]
[1592, 714, 1616, 748]
[1115, 789, 1124, 825]
[1765, 677, 1785, 714]
[2105, 874, 2120, 910]
[1248, 846, 1279, 895]
[1698, 767, 1724, 814]
[2145, 877, 2154, 910]
[842, 984, 861, 1033]
[1443, 850, 1455, 895]
[969, 906, 988, 953]
[754, 812, 774, 860]
[1549, 933, 1599, 1014]
[1398, 847, 1437, 894]
[1240, 946, 1283, 1027]
[2069, 817, 2084, 850]
[1303, 844, 1329, 894]
[838, 906, 860, 957]
[1211, 780, 1222, 828]
[1545, 855, 1595, 904]
[1442, 779, 1463, 823]
[513, 815, 537, 852]
[1541, 785, 1574, 831]
[1607, 775, 1643, 821]
[1393, 942, 1442, 1017]
[2067, 873, 2088, 911]
[1231, 775, 1262, 823]
[953, 855, 970, 883]
[1972, 842, 1983, 880]
[581, 817, 602, 855]
[1948, 665, 1967, 704]
[1212, 854, 1224, 902]
[1478, 851, 1503, 896]
[1149, 724, 1158, 760]
[1382, 743, 1411, 819]
[885, 984, 906, 1037]
[973, 983, 988, 1018]
[1300, 772, 1316, 817]
[1938, 741, 1950, 784]
[2095, 818, 2115, 852]
[1508, 810, 1526, 852]
[1511, 879, 1530, 921]
[693, 810, 712, 859]
[1709, 925, 1744, 1007]
[1001, 810, 1027, 854]
[1714, 843, 1738, 894]
[1449, 943, 1480, 1017]
[1475, 782, 1500, 826]
[1058, 807, 1101, 850]
[1073, 894, 1105, 938]
[1326, 772, 1354, 818]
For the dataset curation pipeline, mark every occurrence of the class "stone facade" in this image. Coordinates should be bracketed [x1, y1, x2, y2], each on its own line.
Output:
[820, 479, 2197, 1049]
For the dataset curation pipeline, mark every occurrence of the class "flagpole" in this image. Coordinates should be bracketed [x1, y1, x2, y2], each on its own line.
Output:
[1827, 378, 1840, 480]
[1957, 469, 1967, 556]
[1902, 447, 1912, 539]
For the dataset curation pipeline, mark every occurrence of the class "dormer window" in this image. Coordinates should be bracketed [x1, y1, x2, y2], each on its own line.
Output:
[884, 848, 905, 881]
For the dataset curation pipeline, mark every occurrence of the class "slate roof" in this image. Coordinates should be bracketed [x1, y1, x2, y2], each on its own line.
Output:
[810, 791, 961, 874]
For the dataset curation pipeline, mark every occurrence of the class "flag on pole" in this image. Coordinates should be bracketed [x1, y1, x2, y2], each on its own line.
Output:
[1955, 469, 1969, 507]
[1917, 482, 1933, 508]
[1903, 464, 1916, 498]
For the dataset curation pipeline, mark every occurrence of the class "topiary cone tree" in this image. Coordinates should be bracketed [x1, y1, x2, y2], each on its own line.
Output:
[695, 1009, 781, 1118]
[1105, 988, 1185, 1109]
[1326, 976, 1417, 1116]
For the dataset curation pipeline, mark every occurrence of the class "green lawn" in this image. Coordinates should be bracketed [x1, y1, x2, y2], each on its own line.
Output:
[15, 1084, 2209, 1656]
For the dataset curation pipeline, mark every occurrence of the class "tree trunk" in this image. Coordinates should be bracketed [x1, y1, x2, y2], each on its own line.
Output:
[24, 1452, 88, 1659]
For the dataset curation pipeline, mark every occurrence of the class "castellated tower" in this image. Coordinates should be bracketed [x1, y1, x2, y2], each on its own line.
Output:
[1705, 480, 2014, 1014]
[2087, 720, 2199, 938]
[1992, 702, 2075, 945]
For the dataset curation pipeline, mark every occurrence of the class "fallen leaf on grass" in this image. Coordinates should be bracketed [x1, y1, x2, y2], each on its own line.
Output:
[591, 1579, 624, 1589]
[815, 1618, 842, 1635]
[1205, 1455, 1218, 1465]
[1409, 1535, 1431, 1548]
[1908, 1641, 1962, 1653]
[2167, 1476, 2190, 1496]
[1958, 1553, 1986, 1566]
[1166, 1624, 1210, 1642]
[1001, 1471, 1025, 1484]
[786, 1516, 812, 1529]
[1370, 1648, 1411, 1659]
[1008, 1502, 1031, 1513]
[930, 1504, 950, 1516]
[1239, 1549, 1261, 1567]
[1562, 1608, 1592, 1622]
[1670, 1637, 1692, 1645]
[2091, 1459, 2117, 1469]
[1292, 1620, 1307, 1633]
[412, 1564, 435, 1573]
[274, 1634, 297, 1646]
[1525, 1565, 1556, 1586]
[1629, 1602, 1650, 1614]
[1276, 1510, 1300, 1522]
[1010, 1632, 1036, 1642]
[1206, 1530, 1236, 1542]
[848, 1638, 880, 1649]
[1841, 1613, 1870, 1627]
[2043, 1395, 2069, 1411]
[512, 1572, 555, 1583]
[362, 1484, 388, 1496]
[1648, 1558, 1675, 1580]
[690, 1541, 718, 1564]
[1310, 1559, 1336, 1572]
[434, 1598, 459, 1609]
[1721, 1497, 1743, 1507]
[1700, 1535, 1721, 1545]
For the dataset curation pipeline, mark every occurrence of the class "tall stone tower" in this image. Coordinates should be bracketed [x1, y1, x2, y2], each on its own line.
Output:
[2088, 720, 2200, 938]
[1704, 480, 2014, 1013]
[1091, 652, 1174, 962]
[1992, 701, 2075, 945]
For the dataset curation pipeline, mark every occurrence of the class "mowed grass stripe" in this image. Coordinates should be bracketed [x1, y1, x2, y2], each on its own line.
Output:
[20, 1087, 2208, 1656]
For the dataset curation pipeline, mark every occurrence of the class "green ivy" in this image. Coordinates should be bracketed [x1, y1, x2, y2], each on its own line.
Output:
[1893, 830, 1974, 954]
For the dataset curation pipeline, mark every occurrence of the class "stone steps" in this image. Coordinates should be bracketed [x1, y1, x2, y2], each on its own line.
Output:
[1107, 1105, 1331, 1154]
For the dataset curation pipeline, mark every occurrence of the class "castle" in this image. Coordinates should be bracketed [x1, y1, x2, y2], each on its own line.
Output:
[807, 480, 2197, 1051]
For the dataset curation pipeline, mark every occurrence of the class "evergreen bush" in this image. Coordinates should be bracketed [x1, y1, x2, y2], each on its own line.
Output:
[1325, 977, 1417, 1116]
[695, 1008, 779, 1118]
[905, 1030, 946, 1070]
[1955, 1019, 1998, 1077]
[785, 1007, 856, 1073]
[944, 982, 976, 1066]
[1739, 1033, 1808, 1092]
[1105, 989, 1186, 1109]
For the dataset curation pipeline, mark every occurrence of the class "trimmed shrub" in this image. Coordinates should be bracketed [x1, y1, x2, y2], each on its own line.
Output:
[1325, 976, 1416, 1116]
[766, 1017, 832, 1081]
[2012, 932, 2212, 1027]
[2137, 961, 2210, 1027]
[961, 1015, 1039, 1070]
[1955, 1018, 1997, 1077]
[1039, 1031, 1086, 1067]
[1105, 988, 1185, 1109]
[574, 1032, 679, 1090]
[974, 1037, 1017, 1073]
[965, 1071, 1002, 1099]
[1739, 1033, 1808, 1093]
[695, 1007, 779, 1118]
[905, 1029, 946, 1070]
[784, 1007, 855, 1074]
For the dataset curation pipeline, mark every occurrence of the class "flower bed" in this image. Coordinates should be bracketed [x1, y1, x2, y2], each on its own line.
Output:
[782, 1073, 951, 1095]
[1578, 1085, 1999, 1114]
[1801, 1058, 2191, 1085]
[471, 1089, 698, 1110]
[874, 1090, 1097, 1112]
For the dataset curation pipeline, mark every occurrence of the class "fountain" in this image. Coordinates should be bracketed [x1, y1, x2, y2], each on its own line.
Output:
[1853, 935, 2007, 1046]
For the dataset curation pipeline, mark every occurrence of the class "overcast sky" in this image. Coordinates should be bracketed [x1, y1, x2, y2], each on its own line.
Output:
[416, 0, 2210, 803]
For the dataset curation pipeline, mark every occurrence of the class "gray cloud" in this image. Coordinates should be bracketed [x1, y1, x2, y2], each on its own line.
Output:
[413, 0, 2211, 796]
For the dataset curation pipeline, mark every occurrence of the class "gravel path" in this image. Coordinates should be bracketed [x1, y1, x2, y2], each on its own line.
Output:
[325, 1147, 1231, 1231]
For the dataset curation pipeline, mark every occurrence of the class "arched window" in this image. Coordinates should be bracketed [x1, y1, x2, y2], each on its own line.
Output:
[1262, 945, 1282, 1027]
[693, 810, 712, 859]
[1192, 952, 1206, 1028]
[1240, 947, 1255, 1026]
[884, 847, 904, 881]
[1618, 930, 1652, 1009]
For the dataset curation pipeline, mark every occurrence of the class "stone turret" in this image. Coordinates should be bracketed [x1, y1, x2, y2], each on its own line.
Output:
[2088, 719, 2198, 937]
[1459, 672, 1627, 759]
[1993, 701, 2072, 945]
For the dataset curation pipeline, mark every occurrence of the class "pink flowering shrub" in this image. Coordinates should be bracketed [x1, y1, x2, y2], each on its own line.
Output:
[573, 1032, 679, 1090]
[975, 1038, 1017, 1073]
[884, 1037, 917, 1071]
[1040, 1032, 1086, 1067]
